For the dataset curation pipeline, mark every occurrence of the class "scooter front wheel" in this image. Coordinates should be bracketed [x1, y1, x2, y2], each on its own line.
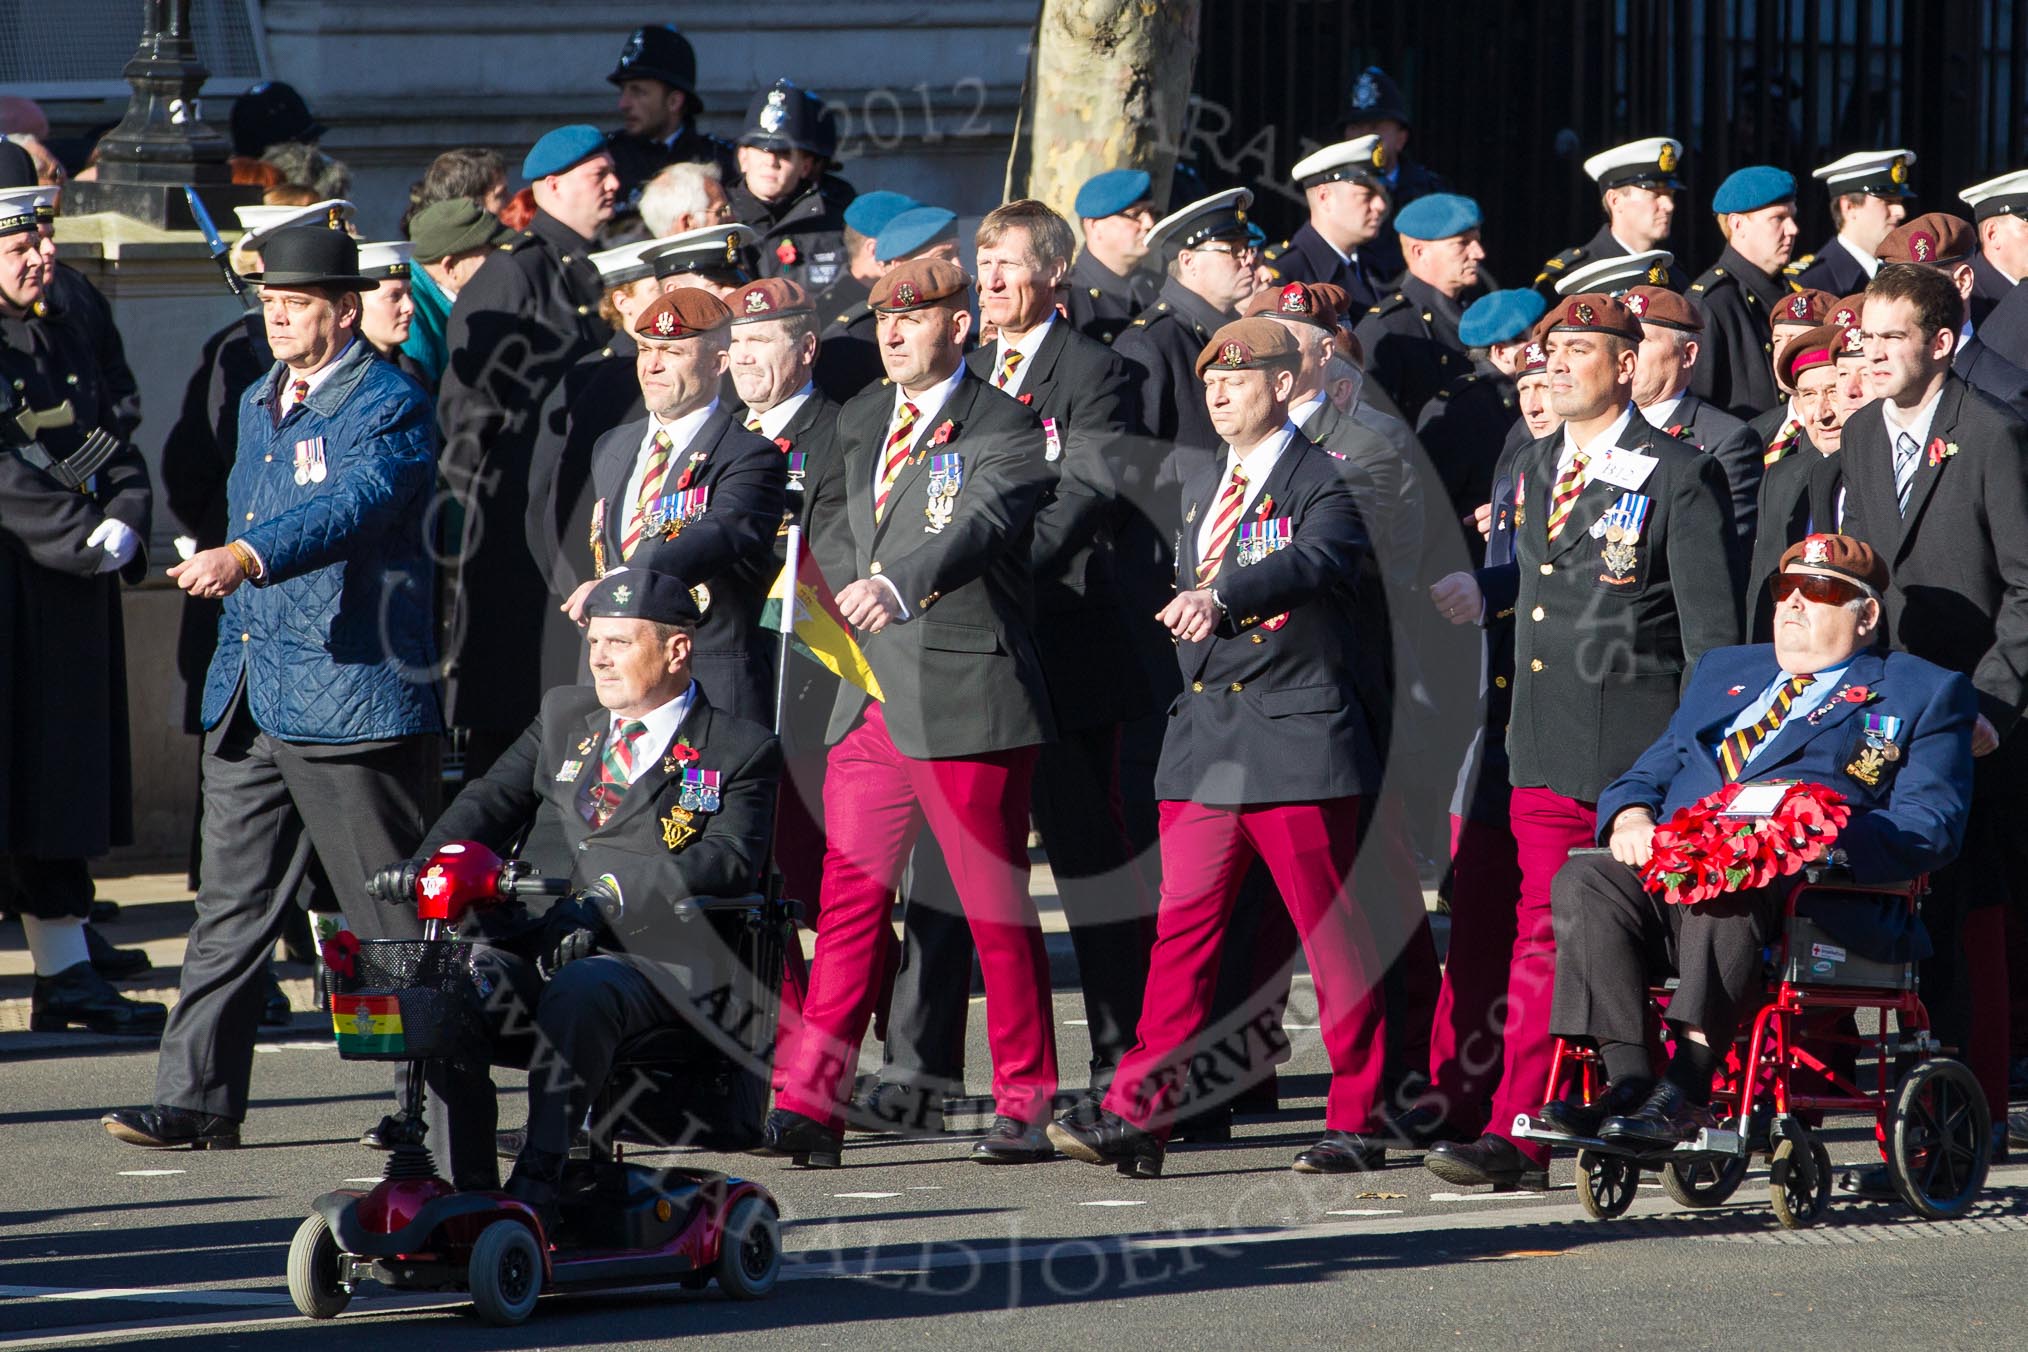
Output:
[467, 1219, 543, 1326]
[287, 1213, 350, 1320]
[715, 1196, 781, 1299]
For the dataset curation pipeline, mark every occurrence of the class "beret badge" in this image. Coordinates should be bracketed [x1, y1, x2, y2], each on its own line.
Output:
[1279, 283, 1308, 314]
[1802, 536, 1830, 566]
[1220, 340, 1246, 366]
[1624, 293, 1648, 316]
[744, 290, 771, 314]
[1910, 231, 1935, 262]
[652, 310, 677, 336]
[1574, 302, 1596, 325]
[1788, 295, 1810, 319]
[895, 281, 918, 306]
[612, 583, 633, 605]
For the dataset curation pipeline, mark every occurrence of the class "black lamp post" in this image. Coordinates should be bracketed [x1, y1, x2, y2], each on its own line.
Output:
[65, 0, 262, 228]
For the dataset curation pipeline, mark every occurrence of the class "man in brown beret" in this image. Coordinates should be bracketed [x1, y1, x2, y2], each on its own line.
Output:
[1049, 315, 1405, 1178]
[1750, 287, 1842, 472]
[1873, 212, 2028, 420]
[567, 288, 787, 724]
[1624, 284, 1765, 540]
[1534, 532, 1975, 1149]
[766, 255, 1064, 1166]
[1422, 292, 1740, 1189]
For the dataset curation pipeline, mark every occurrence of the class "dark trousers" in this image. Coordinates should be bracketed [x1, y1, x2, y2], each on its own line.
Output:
[3, 855, 95, 920]
[153, 691, 437, 1121]
[428, 949, 675, 1190]
[1549, 853, 1779, 1054]
[878, 724, 1154, 1090]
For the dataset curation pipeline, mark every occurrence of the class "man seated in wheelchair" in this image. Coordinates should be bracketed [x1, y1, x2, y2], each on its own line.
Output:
[377, 568, 781, 1215]
[1537, 533, 1974, 1149]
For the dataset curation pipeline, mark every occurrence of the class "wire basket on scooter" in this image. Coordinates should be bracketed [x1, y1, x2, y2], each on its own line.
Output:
[329, 938, 487, 1061]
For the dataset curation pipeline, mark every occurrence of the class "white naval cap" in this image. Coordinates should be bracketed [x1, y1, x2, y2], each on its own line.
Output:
[1145, 187, 1255, 256]
[233, 198, 355, 251]
[1582, 137, 1683, 191]
[1554, 249, 1674, 297]
[1811, 149, 1916, 197]
[590, 233, 681, 287]
[356, 239, 413, 280]
[1960, 168, 2028, 222]
[1290, 135, 1391, 191]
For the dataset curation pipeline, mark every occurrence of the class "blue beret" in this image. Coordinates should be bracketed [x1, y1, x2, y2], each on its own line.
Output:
[1394, 192, 1482, 241]
[1713, 165, 1797, 215]
[1458, 289, 1548, 347]
[584, 568, 702, 626]
[844, 190, 917, 238]
[1073, 168, 1152, 220]
[875, 205, 958, 263]
[522, 124, 606, 181]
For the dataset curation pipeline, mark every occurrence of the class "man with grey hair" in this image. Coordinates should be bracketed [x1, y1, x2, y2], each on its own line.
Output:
[1621, 283, 1763, 539]
[639, 160, 733, 239]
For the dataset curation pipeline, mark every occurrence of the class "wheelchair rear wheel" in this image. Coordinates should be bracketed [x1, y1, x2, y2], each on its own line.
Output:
[1660, 1153, 1748, 1208]
[1886, 1058, 1990, 1220]
[1769, 1132, 1831, 1229]
[1576, 1149, 1639, 1220]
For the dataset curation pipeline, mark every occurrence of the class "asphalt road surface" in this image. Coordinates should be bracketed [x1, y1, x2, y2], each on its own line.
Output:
[4, 989, 2025, 1352]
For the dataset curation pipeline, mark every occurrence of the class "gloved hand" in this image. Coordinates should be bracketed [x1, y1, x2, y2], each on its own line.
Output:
[538, 893, 610, 978]
[87, 518, 139, 574]
[366, 858, 428, 907]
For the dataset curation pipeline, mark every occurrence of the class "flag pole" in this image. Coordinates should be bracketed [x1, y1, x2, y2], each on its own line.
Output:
[773, 524, 801, 738]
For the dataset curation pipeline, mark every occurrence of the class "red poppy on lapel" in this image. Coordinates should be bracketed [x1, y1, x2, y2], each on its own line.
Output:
[1254, 493, 1275, 519]
[1665, 424, 1686, 438]
[774, 436, 793, 454]
[1728, 685, 1746, 696]
[667, 742, 700, 766]
[928, 419, 956, 448]
[775, 238, 799, 266]
[1017, 392, 1034, 405]
[1926, 437, 1957, 467]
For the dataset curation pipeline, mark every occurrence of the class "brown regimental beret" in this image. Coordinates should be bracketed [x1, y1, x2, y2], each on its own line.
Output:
[1827, 291, 1869, 329]
[1773, 288, 1836, 330]
[1518, 336, 1549, 375]
[1240, 279, 1349, 330]
[1876, 212, 1976, 267]
[1623, 285, 1701, 332]
[729, 277, 813, 322]
[1776, 322, 1845, 389]
[633, 288, 732, 340]
[1545, 293, 1643, 343]
[1780, 532, 1888, 594]
[869, 257, 970, 313]
[1194, 317, 1302, 378]
[1833, 317, 1868, 361]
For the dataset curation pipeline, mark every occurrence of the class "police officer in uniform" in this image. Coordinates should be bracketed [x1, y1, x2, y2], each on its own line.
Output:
[1342, 65, 1447, 283]
[1422, 293, 1740, 1190]
[1957, 168, 2028, 332]
[603, 24, 737, 211]
[0, 190, 161, 1034]
[1788, 150, 1914, 296]
[1261, 135, 1394, 313]
[728, 80, 853, 294]
[439, 126, 618, 776]
[1537, 137, 1687, 298]
[1622, 284, 1766, 540]
[1064, 169, 1162, 345]
[1688, 166, 1801, 420]
[1354, 193, 1488, 425]
[811, 191, 916, 403]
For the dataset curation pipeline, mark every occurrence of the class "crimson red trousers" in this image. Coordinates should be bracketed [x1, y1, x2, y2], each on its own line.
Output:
[1490, 788, 1597, 1164]
[1104, 797, 1388, 1139]
[1425, 812, 1524, 1134]
[772, 748, 830, 1094]
[773, 703, 1056, 1130]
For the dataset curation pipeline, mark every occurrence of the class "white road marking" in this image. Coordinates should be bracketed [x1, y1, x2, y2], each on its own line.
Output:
[1079, 1200, 1146, 1207]
[114, 1170, 184, 1178]
[0, 1285, 288, 1309]
[907, 1185, 943, 1191]
[1427, 1191, 1549, 1203]
[1062, 1019, 1089, 1026]
[833, 1191, 902, 1199]
[1326, 1208, 1404, 1216]
[344, 1178, 382, 1184]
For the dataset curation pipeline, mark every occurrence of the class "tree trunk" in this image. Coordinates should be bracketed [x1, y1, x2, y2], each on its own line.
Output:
[1006, 0, 1202, 219]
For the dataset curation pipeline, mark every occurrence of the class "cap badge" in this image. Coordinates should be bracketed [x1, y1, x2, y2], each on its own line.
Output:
[1279, 283, 1308, 314]
[760, 87, 789, 134]
[894, 280, 918, 307]
[1910, 231, 1935, 262]
[744, 290, 771, 314]
[1234, 207, 1247, 223]
[1833, 305, 1856, 325]
[1220, 340, 1246, 366]
[1842, 326, 1864, 352]
[1657, 143, 1678, 173]
[1647, 264, 1665, 283]
[1525, 342, 1545, 365]
[1889, 157, 1908, 185]
[620, 29, 644, 64]
[1370, 143, 1387, 169]
[1353, 70, 1380, 110]
[1574, 303, 1596, 325]
[652, 310, 677, 336]
[1624, 293, 1648, 316]
[1788, 295, 1810, 319]
[612, 583, 633, 605]
[325, 207, 344, 230]
[724, 233, 740, 265]
[1803, 537, 1830, 565]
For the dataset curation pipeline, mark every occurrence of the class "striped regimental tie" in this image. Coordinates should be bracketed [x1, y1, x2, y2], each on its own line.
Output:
[620, 430, 675, 560]
[1717, 675, 1813, 780]
[873, 401, 919, 522]
[583, 719, 649, 826]
[1544, 449, 1591, 542]
[1195, 465, 1250, 586]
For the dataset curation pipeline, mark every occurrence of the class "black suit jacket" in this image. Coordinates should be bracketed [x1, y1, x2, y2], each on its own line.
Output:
[1687, 246, 1788, 419]
[1953, 334, 2028, 423]
[1822, 375, 2028, 767]
[589, 405, 788, 723]
[1352, 273, 1471, 425]
[421, 684, 780, 959]
[1651, 392, 1765, 541]
[1788, 236, 1869, 297]
[1063, 251, 1163, 348]
[1261, 221, 1383, 313]
[1487, 410, 1743, 802]
[1158, 438, 1381, 805]
[803, 370, 1056, 758]
[760, 388, 846, 756]
[965, 321, 1154, 731]
[1971, 252, 2018, 333]
[1744, 447, 1840, 639]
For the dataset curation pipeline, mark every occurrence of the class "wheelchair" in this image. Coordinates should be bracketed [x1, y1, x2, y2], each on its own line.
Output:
[1512, 863, 1991, 1230]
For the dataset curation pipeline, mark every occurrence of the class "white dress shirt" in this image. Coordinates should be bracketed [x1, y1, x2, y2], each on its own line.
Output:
[1880, 385, 1945, 461]
[624, 398, 720, 524]
[875, 362, 968, 495]
[1836, 232, 1882, 281]
[1554, 403, 1637, 482]
[1195, 423, 1296, 562]
[1289, 394, 1325, 430]
[990, 316, 1054, 398]
[608, 678, 699, 775]
[277, 338, 357, 408]
[1639, 392, 1686, 429]
[755, 382, 814, 440]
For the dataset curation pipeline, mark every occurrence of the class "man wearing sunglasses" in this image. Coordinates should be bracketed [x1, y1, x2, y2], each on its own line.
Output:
[1537, 533, 1975, 1147]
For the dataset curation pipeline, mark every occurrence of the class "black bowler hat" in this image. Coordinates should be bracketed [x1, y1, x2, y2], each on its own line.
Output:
[230, 81, 324, 158]
[1346, 65, 1411, 127]
[241, 226, 375, 290]
[608, 25, 702, 108]
[739, 79, 837, 160]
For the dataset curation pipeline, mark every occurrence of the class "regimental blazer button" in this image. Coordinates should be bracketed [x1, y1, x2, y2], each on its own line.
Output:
[1494, 675, 1508, 688]
[1530, 658, 1545, 672]
[1539, 563, 1554, 574]
[1191, 681, 1204, 692]
[1532, 605, 1545, 621]
[1229, 682, 1244, 692]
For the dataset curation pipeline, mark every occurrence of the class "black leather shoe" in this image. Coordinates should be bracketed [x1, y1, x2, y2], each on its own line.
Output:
[90, 898, 121, 924]
[361, 1113, 427, 1151]
[259, 968, 294, 1027]
[504, 1148, 566, 1237]
[492, 1126, 595, 1160]
[1835, 1162, 1896, 1200]
[1046, 1107, 1164, 1178]
[1424, 1134, 1549, 1191]
[846, 1080, 946, 1136]
[754, 1108, 842, 1167]
[1536, 1076, 1654, 1140]
[102, 1105, 240, 1150]
[85, 925, 151, 978]
[1382, 1104, 1471, 1151]
[970, 1115, 1053, 1164]
[1292, 1131, 1387, 1174]
[31, 962, 166, 1035]
[1600, 1080, 1721, 1150]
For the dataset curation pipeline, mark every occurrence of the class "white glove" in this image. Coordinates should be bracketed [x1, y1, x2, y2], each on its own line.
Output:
[86, 518, 139, 574]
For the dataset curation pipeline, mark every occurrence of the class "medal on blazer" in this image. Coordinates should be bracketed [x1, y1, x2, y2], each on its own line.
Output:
[646, 485, 711, 540]
[1235, 515, 1292, 566]
[576, 735, 598, 756]
[786, 451, 807, 492]
[1513, 471, 1526, 528]
[293, 435, 327, 486]
[924, 453, 963, 534]
[589, 500, 608, 578]
[1042, 417, 1063, 462]
[678, 767, 722, 812]
[661, 804, 699, 852]
[1596, 492, 1650, 583]
[1847, 712, 1904, 787]
[555, 758, 584, 782]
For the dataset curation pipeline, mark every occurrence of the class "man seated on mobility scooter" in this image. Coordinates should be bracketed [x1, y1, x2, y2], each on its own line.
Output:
[373, 568, 782, 1226]
[1537, 533, 1974, 1147]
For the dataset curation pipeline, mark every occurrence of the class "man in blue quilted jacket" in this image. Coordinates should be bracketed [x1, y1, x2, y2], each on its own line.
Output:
[105, 228, 443, 1151]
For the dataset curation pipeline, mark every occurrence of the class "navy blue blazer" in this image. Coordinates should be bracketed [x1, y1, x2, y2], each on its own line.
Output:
[1597, 644, 1976, 885]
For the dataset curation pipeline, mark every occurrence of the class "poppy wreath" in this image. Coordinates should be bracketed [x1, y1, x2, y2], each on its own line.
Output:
[1640, 781, 1851, 907]
[320, 928, 362, 980]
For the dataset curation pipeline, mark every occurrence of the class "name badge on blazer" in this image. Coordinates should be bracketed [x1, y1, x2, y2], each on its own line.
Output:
[1591, 447, 1658, 491]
